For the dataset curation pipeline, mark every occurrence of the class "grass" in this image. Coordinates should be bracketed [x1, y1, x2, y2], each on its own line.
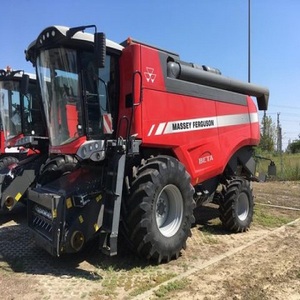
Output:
[200, 223, 222, 244]
[256, 152, 300, 181]
[90, 262, 178, 298]
[1, 170, 299, 300]
[129, 272, 177, 297]
[90, 182, 299, 298]
[253, 205, 295, 227]
[154, 278, 189, 298]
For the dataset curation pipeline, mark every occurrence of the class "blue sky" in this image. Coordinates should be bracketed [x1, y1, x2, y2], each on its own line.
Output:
[1, 0, 299, 149]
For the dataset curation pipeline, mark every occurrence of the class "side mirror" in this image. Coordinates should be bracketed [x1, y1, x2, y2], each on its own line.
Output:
[94, 32, 106, 68]
[20, 74, 29, 95]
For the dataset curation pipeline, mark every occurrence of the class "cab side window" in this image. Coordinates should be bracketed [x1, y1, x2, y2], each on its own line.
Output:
[81, 52, 119, 137]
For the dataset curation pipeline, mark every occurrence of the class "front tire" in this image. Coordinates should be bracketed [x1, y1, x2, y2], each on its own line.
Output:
[219, 178, 254, 232]
[0, 156, 19, 170]
[125, 155, 195, 263]
[37, 155, 79, 185]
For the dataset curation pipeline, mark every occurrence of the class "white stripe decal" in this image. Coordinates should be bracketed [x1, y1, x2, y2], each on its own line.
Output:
[147, 113, 258, 136]
[217, 113, 250, 127]
[155, 122, 166, 135]
[148, 124, 155, 136]
[249, 112, 259, 123]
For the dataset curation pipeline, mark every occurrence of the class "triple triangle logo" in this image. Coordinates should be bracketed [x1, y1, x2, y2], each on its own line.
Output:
[144, 67, 156, 83]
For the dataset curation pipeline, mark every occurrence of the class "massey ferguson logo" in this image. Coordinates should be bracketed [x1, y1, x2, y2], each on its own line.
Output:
[144, 67, 156, 83]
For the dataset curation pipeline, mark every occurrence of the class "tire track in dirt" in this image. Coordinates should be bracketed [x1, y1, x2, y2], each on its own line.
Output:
[133, 217, 300, 300]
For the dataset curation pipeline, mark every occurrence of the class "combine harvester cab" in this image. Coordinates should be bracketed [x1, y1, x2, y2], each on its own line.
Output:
[0, 68, 48, 212]
[0, 68, 30, 165]
[25, 25, 269, 263]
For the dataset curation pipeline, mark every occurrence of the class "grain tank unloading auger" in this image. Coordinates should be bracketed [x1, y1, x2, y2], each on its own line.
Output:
[166, 61, 268, 110]
[25, 25, 269, 263]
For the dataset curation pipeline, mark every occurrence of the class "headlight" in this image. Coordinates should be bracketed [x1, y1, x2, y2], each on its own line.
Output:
[76, 140, 105, 161]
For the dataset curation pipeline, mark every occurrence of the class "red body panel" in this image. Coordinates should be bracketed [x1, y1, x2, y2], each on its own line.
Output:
[5, 133, 25, 148]
[0, 131, 5, 154]
[5, 133, 39, 155]
[118, 44, 142, 137]
[118, 43, 260, 185]
[65, 104, 78, 139]
[49, 136, 87, 154]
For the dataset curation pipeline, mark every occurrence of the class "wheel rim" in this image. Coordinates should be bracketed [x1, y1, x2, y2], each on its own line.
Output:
[155, 184, 183, 237]
[237, 192, 249, 221]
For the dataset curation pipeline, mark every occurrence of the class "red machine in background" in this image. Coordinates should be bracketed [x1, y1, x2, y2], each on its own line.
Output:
[0, 68, 48, 211]
[25, 25, 269, 263]
[0, 67, 35, 167]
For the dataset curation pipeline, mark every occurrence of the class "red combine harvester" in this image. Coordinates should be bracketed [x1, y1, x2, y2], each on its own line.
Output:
[0, 68, 33, 166]
[25, 25, 269, 263]
[0, 68, 48, 211]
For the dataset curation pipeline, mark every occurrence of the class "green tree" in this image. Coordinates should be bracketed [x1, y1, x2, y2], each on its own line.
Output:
[259, 114, 276, 151]
[287, 137, 300, 153]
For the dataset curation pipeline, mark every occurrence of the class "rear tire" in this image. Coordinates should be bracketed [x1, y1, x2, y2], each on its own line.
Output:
[125, 155, 195, 263]
[219, 178, 253, 232]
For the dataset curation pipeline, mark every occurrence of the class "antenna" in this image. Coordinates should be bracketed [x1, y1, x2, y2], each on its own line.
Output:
[248, 0, 251, 83]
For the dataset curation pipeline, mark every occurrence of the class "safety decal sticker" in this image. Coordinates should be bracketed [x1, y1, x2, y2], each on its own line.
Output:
[15, 192, 22, 201]
[103, 113, 113, 134]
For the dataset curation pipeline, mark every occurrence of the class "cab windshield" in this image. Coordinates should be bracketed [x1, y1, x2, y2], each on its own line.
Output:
[36, 47, 113, 147]
[37, 48, 81, 146]
[0, 79, 41, 141]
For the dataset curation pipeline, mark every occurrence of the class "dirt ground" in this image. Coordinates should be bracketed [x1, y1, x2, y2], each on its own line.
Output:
[0, 181, 300, 300]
